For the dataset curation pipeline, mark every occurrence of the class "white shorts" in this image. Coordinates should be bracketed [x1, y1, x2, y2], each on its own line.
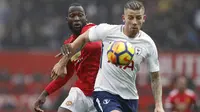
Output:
[60, 87, 97, 112]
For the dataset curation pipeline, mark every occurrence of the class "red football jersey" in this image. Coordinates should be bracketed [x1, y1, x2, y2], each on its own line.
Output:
[165, 89, 197, 112]
[45, 23, 102, 96]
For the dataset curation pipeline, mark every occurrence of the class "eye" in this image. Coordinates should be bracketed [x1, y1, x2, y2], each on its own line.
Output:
[69, 14, 75, 18]
[136, 16, 142, 20]
[128, 16, 134, 20]
[78, 13, 84, 17]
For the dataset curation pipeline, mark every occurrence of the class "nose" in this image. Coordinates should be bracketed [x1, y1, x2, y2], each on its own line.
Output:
[74, 16, 80, 21]
[132, 18, 137, 25]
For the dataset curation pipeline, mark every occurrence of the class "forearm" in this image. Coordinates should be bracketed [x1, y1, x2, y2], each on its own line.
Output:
[150, 72, 163, 107]
[58, 55, 70, 66]
[70, 30, 90, 57]
[40, 90, 49, 97]
[45, 76, 69, 94]
[45, 61, 75, 94]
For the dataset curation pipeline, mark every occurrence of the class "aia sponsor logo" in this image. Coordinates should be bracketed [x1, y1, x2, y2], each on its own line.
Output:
[108, 60, 134, 71]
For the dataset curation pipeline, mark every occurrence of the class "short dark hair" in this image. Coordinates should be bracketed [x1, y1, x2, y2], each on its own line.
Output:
[69, 3, 82, 7]
[67, 3, 85, 15]
[124, 0, 145, 11]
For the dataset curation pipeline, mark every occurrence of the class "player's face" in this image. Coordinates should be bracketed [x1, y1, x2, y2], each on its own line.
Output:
[123, 8, 145, 37]
[176, 77, 187, 91]
[67, 6, 87, 35]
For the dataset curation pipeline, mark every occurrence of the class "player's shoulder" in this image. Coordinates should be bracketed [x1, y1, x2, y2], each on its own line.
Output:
[98, 23, 120, 27]
[168, 89, 179, 97]
[63, 35, 75, 44]
[84, 23, 96, 28]
[86, 23, 96, 26]
[81, 23, 96, 34]
[185, 89, 196, 96]
[140, 30, 155, 44]
[96, 23, 122, 32]
[140, 30, 157, 50]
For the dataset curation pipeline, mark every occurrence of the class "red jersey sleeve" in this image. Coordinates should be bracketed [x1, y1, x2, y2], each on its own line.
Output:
[45, 23, 96, 95]
[64, 35, 74, 44]
[81, 23, 95, 34]
[45, 60, 75, 94]
[165, 90, 177, 110]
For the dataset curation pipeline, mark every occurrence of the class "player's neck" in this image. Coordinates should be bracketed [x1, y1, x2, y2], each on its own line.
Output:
[123, 27, 138, 38]
[179, 89, 185, 94]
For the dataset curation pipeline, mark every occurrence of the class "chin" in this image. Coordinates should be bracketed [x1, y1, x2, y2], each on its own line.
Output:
[72, 30, 81, 35]
[131, 29, 138, 33]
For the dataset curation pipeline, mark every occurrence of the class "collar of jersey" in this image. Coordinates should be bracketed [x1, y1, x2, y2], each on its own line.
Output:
[120, 25, 141, 39]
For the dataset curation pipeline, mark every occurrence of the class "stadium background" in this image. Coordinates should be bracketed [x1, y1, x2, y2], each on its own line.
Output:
[0, 0, 200, 112]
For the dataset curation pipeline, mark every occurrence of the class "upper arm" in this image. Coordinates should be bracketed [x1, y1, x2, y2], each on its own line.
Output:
[147, 42, 159, 73]
[71, 30, 90, 49]
[81, 30, 90, 43]
[88, 23, 113, 42]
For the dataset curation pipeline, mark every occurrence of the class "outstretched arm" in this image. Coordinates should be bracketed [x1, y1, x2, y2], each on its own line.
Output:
[71, 30, 90, 53]
[150, 71, 164, 112]
[59, 30, 90, 61]
[59, 23, 112, 59]
[33, 61, 74, 112]
[52, 31, 90, 78]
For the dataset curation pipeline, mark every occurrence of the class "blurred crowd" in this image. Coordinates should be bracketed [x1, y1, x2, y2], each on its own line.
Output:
[0, 70, 199, 111]
[0, 0, 200, 51]
[0, 69, 78, 111]
[0, 0, 200, 111]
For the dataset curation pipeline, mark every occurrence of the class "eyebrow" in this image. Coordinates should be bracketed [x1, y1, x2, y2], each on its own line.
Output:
[69, 11, 84, 14]
[128, 14, 142, 16]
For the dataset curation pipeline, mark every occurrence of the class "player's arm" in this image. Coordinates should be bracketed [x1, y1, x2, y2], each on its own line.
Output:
[150, 71, 163, 108]
[70, 30, 90, 56]
[164, 95, 173, 112]
[54, 30, 90, 68]
[147, 42, 164, 111]
[59, 23, 111, 64]
[33, 61, 75, 112]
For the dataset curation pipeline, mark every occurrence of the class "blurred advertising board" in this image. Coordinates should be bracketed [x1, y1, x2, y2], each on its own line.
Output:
[0, 51, 200, 86]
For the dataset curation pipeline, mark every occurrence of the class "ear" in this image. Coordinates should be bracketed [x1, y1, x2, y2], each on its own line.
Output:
[65, 17, 68, 21]
[122, 15, 125, 22]
[143, 15, 147, 22]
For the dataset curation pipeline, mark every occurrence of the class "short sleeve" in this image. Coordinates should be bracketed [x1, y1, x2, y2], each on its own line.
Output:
[147, 42, 159, 72]
[164, 96, 173, 109]
[88, 23, 114, 42]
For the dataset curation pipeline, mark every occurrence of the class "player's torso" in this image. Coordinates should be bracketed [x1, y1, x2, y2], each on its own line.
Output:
[65, 23, 102, 95]
[101, 32, 149, 76]
[67, 23, 101, 79]
[73, 41, 101, 95]
[95, 25, 151, 99]
[171, 90, 195, 112]
[75, 41, 102, 76]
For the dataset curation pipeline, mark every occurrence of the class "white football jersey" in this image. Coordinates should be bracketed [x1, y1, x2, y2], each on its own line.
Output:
[88, 23, 159, 99]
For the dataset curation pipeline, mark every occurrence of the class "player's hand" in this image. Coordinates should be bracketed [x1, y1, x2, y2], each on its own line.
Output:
[51, 62, 67, 80]
[154, 106, 165, 112]
[61, 44, 72, 55]
[55, 44, 72, 58]
[33, 94, 46, 112]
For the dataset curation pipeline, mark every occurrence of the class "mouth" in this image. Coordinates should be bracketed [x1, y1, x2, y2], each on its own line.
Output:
[131, 26, 138, 30]
[73, 23, 82, 29]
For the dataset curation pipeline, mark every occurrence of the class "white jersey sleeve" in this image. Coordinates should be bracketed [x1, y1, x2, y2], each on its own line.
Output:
[147, 42, 159, 72]
[88, 23, 114, 41]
